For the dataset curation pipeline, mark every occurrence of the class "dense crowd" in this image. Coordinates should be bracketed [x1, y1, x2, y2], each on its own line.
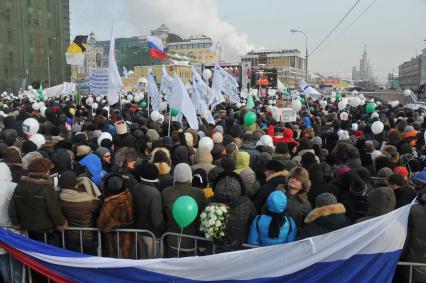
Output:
[0, 91, 425, 283]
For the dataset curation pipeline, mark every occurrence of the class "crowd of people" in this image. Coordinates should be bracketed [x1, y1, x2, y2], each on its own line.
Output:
[0, 90, 425, 282]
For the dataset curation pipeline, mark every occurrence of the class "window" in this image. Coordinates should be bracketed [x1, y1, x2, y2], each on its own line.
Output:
[8, 51, 13, 63]
[7, 30, 12, 42]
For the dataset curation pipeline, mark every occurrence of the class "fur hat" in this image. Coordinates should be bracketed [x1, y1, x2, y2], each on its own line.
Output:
[58, 171, 78, 188]
[22, 151, 43, 170]
[212, 132, 223, 144]
[214, 125, 224, 134]
[382, 145, 400, 163]
[152, 147, 171, 164]
[28, 158, 54, 173]
[194, 147, 213, 164]
[174, 163, 193, 183]
[288, 167, 311, 191]
[146, 129, 160, 142]
[115, 120, 128, 135]
[114, 147, 137, 169]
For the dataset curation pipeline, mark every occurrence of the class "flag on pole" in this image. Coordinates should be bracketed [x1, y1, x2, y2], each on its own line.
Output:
[148, 69, 160, 112]
[170, 74, 199, 129]
[0, 204, 413, 282]
[107, 27, 123, 106]
[212, 64, 240, 104]
[147, 36, 167, 61]
[191, 80, 215, 125]
[160, 65, 173, 100]
[209, 88, 225, 108]
[300, 79, 322, 101]
[122, 66, 128, 78]
[65, 35, 88, 66]
[247, 94, 255, 109]
[192, 67, 214, 107]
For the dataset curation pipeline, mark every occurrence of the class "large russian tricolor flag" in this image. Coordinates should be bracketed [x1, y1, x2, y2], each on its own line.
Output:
[0, 204, 412, 283]
[147, 36, 167, 61]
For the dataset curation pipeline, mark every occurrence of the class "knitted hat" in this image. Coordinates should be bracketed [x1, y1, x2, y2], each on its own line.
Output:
[28, 158, 54, 173]
[58, 171, 78, 188]
[139, 162, 160, 183]
[22, 140, 37, 155]
[222, 134, 234, 146]
[312, 136, 322, 147]
[77, 145, 92, 157]
[192, 168, 208, 188]
[22, 151, 42, 170]
[301, 152, 317, 167]
[212, 132, 223, 144]
[393, 166, 409, 177]
[214, 125, 224, 134]
[275, 142, 289, 154]
[95, 147, 110, 158]
[214, 172, 243, 204]
[146, 129, 160, 142]
[376, 167, 393, 180]
[174, 163, 193, 183]
[115, 120, 127, 135]
[388, 173, 405, 187]
[265, 159, 285, 172]
[315, 192, 337, 208]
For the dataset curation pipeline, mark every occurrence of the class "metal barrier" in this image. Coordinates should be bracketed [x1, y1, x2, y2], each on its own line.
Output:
[397, 261, 426, 283]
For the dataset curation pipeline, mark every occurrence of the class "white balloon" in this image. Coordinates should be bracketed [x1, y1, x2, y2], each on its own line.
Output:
[96, 96, 101, 102]
[159, 101, 168, 112]
[32, 102, 40, 111]
[404, 89, 412, 97]
[120, 99, 127, 105]
[340, 111, 349, 121]
[349, 97, 360, 107]
[338, 101, 347, 111]
[127, 94, 134, 102]
[92, 102, 98, 110]
[330, 97, 336, 103]
[98, 132, 113, 146]
[29, 134, 45, 149]
[86, 96, 93, 106]
[22, 118, 39, 135]
[202, 69, 212, 80]
[320, 100, 327, 107]
[359, 99, 366, 106]
[291, 99, 302, 112]
[268, 100, 273, 105]
[158, 114, 165, 124]
[40, 106, 47, 116]
[199, 137, 214, 151]
[139, 93, 145, 100]
[133, 95, 141, 103]
[29, 98, 34, 103]
[138, 77, 148, 85]
[236, 102, 242, 108]
[150, 110, 161, 122]
[371, 121, 384, 134]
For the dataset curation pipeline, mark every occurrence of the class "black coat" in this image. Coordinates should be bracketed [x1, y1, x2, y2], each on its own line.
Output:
[341, 193, 368, 222]
[394, 186, 416, 208]
[254, 171, 288, 213]
[299, 203, 351, 239]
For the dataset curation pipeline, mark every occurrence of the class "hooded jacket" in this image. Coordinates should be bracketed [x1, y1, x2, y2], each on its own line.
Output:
[292, 149, 319, 167]
[355, 187, 396, 223]
[0, 162, 17, 227]
[191, 148, 216, 175]
[79, 154, 106, 187]
[233, 151, 261, 199]
[299, 203, 351, 239]
[247, 191, 297, 246]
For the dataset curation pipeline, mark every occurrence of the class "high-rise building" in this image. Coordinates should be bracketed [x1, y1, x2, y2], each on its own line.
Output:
[0, 0, 70, 91]
[399, 55, 422, 91]
[421, 48, 426, 86]
[352, 45, 374, 82]
[168, 35, 219, 64]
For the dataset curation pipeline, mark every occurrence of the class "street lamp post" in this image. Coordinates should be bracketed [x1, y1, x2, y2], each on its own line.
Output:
[291, 29, 308, 82]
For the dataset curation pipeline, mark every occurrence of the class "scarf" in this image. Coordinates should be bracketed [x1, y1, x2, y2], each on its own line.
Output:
[60, 177, 101, 203]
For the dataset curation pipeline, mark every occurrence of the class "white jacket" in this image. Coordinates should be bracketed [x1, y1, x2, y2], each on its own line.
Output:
[0, 162, 17, 254]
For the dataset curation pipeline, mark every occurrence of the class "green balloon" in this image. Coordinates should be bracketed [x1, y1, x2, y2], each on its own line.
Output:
[366, 102, 376, 113]
[140, 101, 147, 108]
[283, 91, 290, 96]
[172, 196, 198, 229]
[335, 94, 342, 101]
[171, 108, 179, 117]
[244, 111, 257, 126]
[300, 97, 306, 104]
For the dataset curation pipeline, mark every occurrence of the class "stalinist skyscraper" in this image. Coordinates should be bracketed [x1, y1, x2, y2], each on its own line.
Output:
[352, 45, 374, 82]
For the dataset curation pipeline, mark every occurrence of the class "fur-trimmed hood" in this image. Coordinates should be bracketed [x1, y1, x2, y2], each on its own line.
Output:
[266, 170, 289, 182]
[305, 203, 346, 223]
[21, 173, 53, 185]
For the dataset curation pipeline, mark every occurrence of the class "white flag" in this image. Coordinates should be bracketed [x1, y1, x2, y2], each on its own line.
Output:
[192, 81, 215, 125]
[160, 65, 173, 100]
[107, 27, 123, 105]
[212, 64, 239, 104]
[170, 74, 199, 130]
[210, 41, 222, 55]
[192, 67, 214, 106]
[300, 78, 322, 101]
[122, 66, 128, 78]
[148, 69, 160, 111]
[210, 88, 225, 108]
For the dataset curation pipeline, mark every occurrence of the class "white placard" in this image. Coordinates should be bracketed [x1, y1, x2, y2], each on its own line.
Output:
[273, 107, 297, 122]
[89, 68, 109, 96]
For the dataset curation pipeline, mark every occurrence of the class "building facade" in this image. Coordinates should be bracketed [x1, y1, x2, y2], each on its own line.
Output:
[399, 55, 422, 91]
[0, 0, 70, 91]
[168, 35, 219, 64]
[421, 48, 426, 86]
[352, 45, 374, 82]
[71, 32, 105, 81]
[241, 49, 305, 87]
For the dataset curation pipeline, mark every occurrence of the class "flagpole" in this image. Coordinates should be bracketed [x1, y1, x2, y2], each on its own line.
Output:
[147, 91, 150, 117]
[167, 106, 172, 137]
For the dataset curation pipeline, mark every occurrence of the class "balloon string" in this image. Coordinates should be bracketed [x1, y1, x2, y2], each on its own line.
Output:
[177, 227, 183, 258]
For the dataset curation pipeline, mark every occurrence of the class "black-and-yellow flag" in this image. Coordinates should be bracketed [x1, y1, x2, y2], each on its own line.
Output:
[65, 35, 88, 66]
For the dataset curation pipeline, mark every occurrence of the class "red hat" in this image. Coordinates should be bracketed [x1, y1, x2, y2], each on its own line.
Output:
[393, 166, 409, 177]
[354, 130, 364, 137]
[282, 128, 295, 143]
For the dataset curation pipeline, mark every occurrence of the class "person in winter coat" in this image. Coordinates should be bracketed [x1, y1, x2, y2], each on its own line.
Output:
[3, 147, 24, 183]
[9, 158, 67, 246]
[151, 147, 174, 192]
[113, 147, 139, 190]
[191, 147, 216, 175]
[272, 142, 297, 172]
[299, 193, 351, 239]
[247, 191, 297, 246]
[292, 139, 320, 166]
[308, 163, 340, 206]
[79, 153, 106, 188]
[387, 174, 416, 208]
[95, 147, 113, 173]
[341, 178, 368, 222]
[162, 163, 206, 257]
[59, 171, 101, 255]
[254, 160, 289, 212]
[130, 163, 165, 259]
[0, 162, 22, 283]
[97, 174, 135, 259]
[213, 171, 257, 251]
[233, 151, 261, 199]
[278, 167, 313, 229]
[355, 187, 396, 223]
[399, 189, 426, 283]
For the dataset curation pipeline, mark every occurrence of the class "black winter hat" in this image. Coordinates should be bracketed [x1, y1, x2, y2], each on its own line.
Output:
[388, 174, 405, 187]
[22, 140, 37, 155]
[58, 171, 78, 189]
[138, 162, 160, 183]
[222, 134, 234, 146]
[104, 174, 125, 197]
[275, 142, 289, 154]
[221, 157, 235, 172]
[265, 160, 285, 172]
[301, 152, 317, 167]
[192, 168, 208, 188]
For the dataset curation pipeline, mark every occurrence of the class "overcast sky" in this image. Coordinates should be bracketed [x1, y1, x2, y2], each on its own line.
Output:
[70, 0, 426, 82]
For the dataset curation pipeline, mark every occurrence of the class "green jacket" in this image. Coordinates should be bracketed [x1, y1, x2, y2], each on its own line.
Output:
[9, 173, 66, 232]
